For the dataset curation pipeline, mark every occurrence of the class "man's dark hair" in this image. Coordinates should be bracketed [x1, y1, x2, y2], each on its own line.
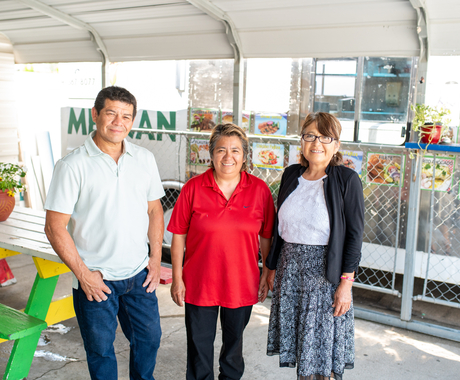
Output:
[93, 86, 137, 118]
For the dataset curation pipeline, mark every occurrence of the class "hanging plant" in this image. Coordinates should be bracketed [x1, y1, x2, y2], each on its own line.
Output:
[410, 104, 451, 157]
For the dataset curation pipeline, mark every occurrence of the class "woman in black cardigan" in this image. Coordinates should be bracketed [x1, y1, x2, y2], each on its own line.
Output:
[264, 112, 364, 380]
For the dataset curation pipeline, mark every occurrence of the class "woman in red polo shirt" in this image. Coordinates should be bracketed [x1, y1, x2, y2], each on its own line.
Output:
[167, 123, 275, 380]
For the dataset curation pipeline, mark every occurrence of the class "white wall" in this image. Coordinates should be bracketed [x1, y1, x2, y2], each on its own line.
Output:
[0, 34, 18, 164]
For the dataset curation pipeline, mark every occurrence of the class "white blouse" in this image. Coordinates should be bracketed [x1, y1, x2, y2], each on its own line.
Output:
[278, 175, 330, 245]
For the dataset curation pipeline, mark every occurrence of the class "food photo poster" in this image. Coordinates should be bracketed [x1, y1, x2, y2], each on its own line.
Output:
[221, 110, 252, 133]
[366, 153, 404, 186]
[420, 156, 455, 192]
[252, 143, 285, 170]
[189, 138, 211, 166]
[341, 150, 363, 176]
[254, 113, 287, 137]
[189, 108, 219, 132]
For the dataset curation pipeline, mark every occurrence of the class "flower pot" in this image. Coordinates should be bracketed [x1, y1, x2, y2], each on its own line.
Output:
[0, 190, 15, 222]
[420, 123, 442, 144]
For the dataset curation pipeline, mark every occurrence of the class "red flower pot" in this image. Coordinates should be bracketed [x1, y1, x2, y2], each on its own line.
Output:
[420, 123, 442, 144]
[0, 190, 15, 222]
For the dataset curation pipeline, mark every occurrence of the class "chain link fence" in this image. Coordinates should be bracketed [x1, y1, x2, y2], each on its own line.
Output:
[340, 143, 408, 297]
[129, 128, 460, 316]
[413, 152, 460, 308]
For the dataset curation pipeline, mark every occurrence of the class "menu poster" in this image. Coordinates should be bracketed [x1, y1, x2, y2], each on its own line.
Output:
[366, 153, 404, 186]
[420, 156, 455, 192]
[189, 108, 219, 132]
[288, 145, 302, 166]
[254, 113, 287, 137]
[341, 150, 364, 176]
[252, 143, 284, 170]
[221, 110, 252, 132]
[189, 139, 211, 166]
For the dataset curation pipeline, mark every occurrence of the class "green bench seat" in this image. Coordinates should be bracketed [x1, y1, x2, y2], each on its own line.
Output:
[0, 303, 47, 341]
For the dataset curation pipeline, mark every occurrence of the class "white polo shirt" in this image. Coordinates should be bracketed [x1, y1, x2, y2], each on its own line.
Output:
[45, 132, 165, 287]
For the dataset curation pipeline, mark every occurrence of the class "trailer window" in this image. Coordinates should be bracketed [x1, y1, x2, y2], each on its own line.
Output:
[314, 59, 357, 116]
[357, 57, 413, 145]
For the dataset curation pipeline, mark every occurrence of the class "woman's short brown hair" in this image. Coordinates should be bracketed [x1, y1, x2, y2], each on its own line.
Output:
[209, 123, 249, 172]
[300, 112, 343, 168]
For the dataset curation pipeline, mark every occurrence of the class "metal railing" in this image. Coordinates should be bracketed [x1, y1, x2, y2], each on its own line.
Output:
[129, 128, 460, 341]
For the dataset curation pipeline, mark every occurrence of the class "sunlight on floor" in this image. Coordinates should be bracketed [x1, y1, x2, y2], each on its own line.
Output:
[385, 329, 460, 362]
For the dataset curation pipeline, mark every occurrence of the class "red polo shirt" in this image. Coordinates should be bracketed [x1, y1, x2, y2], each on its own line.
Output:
[167, 168, 275, 308]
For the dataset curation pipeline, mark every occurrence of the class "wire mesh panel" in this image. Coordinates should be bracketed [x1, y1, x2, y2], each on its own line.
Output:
[129, 128, 460, 312]
[184, 132, 293, 204]
[414, 152, 460, 308]
[341, 143, 408, 296]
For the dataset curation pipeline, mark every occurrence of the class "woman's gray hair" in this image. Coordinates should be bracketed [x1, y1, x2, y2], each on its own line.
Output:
[300, 112, 343, 168]
[208, 123, 249, 172]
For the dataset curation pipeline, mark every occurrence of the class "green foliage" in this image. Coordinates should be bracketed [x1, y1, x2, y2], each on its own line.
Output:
[0, 163, 26, 195]
[411, 103, 451, 131]
[409, 104, 452, 158]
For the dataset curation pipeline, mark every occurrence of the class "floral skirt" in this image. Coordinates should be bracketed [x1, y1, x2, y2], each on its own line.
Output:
[267, 243, 355, 380]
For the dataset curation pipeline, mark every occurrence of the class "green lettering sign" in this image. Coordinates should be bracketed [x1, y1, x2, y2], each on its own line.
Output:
[129, 110, 155, 140]
[68, 108, 87, 135]
[157, 111, 176, 142]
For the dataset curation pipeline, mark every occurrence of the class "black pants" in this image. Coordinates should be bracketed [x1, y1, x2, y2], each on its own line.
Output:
[185, 303, 253, 380]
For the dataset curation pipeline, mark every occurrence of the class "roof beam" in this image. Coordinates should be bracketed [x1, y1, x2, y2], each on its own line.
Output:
[186, 0, 244, 127]
[16, 0, 109, 87]
[186, 0, 243, 63]
[409, 0, 429, 62]
[409, 0, 429, 105]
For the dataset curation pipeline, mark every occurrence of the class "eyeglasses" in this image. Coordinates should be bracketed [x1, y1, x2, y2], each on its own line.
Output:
[301, 134, 335, 144]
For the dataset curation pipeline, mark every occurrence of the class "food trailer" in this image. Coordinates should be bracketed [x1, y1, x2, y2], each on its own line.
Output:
[0, 0, 459, 364]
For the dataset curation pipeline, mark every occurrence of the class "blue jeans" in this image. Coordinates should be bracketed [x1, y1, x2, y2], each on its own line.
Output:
[73, 268, 161, 380]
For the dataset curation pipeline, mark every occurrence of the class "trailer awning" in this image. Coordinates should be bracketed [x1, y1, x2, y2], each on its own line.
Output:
[0, 0, 458, 64]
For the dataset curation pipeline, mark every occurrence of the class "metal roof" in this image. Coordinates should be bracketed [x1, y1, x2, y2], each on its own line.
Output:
[0, 0, 458, 64]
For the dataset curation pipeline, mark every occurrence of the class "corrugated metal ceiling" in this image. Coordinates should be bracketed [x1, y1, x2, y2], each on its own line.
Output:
[0, 0, 458, 63]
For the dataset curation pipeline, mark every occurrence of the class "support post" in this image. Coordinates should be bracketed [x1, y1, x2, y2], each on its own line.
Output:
[233, 56, 244, 128]
[401, 152, 422, 321]
[353, 57, 364, 142]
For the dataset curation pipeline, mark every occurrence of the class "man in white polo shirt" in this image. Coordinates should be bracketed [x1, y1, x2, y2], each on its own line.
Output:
[45, 86, 165, 380]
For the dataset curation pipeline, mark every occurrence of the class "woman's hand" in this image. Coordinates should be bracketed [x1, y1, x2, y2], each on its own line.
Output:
[259, 268, 275, 302]
[332, 280, 352, 317]
[170, 278, 186, 307]
[258, 272, 269, 303]
[267, 269, 276, 291]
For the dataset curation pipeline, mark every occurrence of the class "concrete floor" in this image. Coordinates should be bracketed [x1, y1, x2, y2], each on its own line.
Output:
[1, 254, 460, 379]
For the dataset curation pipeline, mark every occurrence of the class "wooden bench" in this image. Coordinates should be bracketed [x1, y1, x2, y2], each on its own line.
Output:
[0, 303, 47, 341]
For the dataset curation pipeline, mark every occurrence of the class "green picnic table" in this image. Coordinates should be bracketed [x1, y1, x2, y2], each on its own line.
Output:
[0, 207, 75, 380]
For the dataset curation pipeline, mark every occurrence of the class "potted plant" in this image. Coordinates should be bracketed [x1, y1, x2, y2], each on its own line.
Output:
[411, 103, 451, 145]
[0, 163, 26, 221]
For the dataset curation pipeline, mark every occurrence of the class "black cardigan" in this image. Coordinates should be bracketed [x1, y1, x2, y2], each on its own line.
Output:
[265, 164, 365, 284]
